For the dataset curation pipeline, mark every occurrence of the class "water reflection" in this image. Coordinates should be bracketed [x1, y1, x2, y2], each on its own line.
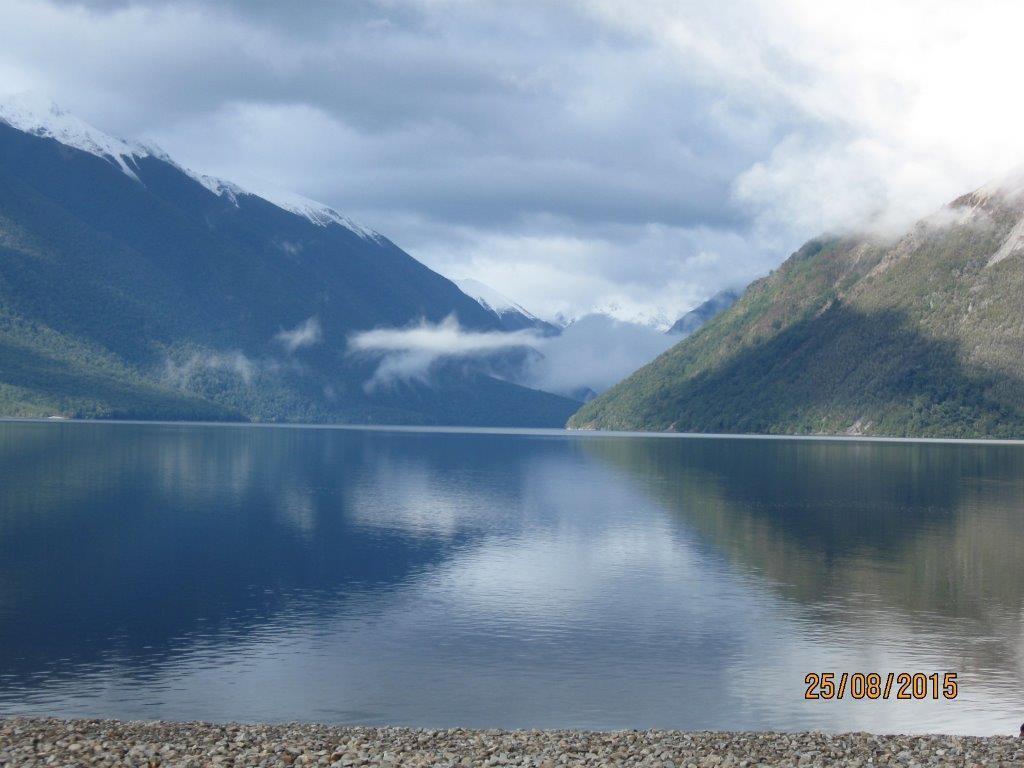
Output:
[0, 423, 1022, 733]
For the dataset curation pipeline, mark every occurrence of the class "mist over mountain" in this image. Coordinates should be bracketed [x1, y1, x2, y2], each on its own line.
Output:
[570, 178, 1024, 438]
[519, 314, 678, 401]
[0, 94, 578, 426]
[447, 278, 678, 399]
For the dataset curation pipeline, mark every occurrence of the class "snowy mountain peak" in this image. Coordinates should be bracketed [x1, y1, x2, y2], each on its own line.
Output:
[238, 180, 379, 238]
[453, 278, 560, 334]
[454, 278, 538, 319]
[0, 91, 151, 179]
[0, 91, 377, 238]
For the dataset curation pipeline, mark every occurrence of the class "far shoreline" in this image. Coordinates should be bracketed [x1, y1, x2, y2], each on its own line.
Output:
[2, 415, 1024, 447]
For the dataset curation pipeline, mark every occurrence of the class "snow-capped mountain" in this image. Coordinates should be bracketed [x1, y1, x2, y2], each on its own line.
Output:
[454, 278, 560, 334]
[0, 91, 151, 178]
[584, 302, 673, 331]
[0, 91, 376, 237]
[0, 93, 578, 427]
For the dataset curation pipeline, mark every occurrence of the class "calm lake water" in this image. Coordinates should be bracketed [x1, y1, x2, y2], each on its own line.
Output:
[1, 421, 1023, 734]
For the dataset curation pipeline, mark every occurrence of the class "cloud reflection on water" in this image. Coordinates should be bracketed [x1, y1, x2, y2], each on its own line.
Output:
[0, 423, 1022, 733]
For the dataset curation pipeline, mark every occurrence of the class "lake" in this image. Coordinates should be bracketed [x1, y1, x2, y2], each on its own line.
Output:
[1, 421, 1023, 735]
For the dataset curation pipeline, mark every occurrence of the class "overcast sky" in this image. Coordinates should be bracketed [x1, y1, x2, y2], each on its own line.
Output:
[3, 0, 1024, 324]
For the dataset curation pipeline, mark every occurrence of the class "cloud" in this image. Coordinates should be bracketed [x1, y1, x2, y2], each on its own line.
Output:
[0, 0, 767, 324]
[274, 316, 321, 352]
[350, 313, 679, 398]
[4, 0, 1024, 323]
[163, 350, 259, 386]
[522, 314, 678, 398]
[350, 315, 540, 356]
[349, 315, 540, 389]
[414, 220, 759, 325]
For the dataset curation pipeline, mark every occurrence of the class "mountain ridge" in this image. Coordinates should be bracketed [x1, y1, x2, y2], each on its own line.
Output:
[668, 288, 740, 336]
[0, 96, 579, 426]
[454, 278, 560, 335]
[569, 181, 1024, 438]
[0, 91, 379, 237]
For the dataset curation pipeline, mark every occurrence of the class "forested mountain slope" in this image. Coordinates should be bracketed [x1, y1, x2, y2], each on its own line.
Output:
[0, 97, 577, 426]
[570, 181, 1024, 438]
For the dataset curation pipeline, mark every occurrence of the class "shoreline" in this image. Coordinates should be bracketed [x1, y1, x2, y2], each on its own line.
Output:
[2, 718, 1022, 767]
[2, 416, 1024, 446]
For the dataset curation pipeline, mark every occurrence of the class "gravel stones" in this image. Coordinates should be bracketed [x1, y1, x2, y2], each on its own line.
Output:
[1, 717, 1022, 767]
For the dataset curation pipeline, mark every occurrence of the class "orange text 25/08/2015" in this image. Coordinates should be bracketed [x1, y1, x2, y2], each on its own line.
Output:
[804, 672, 958, 701]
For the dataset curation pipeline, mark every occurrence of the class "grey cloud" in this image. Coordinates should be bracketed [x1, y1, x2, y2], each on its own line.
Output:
[0, 0, 783, 324]
[3, 0, 770, 232]
[9, 0, 1001, 325]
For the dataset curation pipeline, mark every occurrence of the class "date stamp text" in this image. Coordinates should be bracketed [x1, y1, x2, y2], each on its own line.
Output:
[804, 672, 958, 700]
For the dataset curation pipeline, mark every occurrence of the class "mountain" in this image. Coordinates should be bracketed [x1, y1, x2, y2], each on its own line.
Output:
[0, 93, 578, 426]
[454, 278, 560, 334]
[667, 289, 740, 335]
[569, 179, 1024, 438]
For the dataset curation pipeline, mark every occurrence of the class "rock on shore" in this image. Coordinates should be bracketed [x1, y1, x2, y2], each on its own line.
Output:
[1, 717, 1022, 767]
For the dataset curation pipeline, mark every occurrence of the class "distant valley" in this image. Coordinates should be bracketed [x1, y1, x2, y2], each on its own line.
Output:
[6, 92, 1016, 439]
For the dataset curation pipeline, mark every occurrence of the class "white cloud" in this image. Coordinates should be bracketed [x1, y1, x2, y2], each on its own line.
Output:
[349, 315, 541, 389]
[523, 314, 677, 397]
[411, 219, 760, 325]
[350, 315, 540, 356]
[617, 0, 1024, 242]
[349, 313, 679, 397]
[274, 316, 322, 352]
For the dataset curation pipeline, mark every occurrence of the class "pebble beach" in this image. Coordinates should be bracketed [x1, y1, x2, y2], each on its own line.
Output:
[2, 718, 1022, 768]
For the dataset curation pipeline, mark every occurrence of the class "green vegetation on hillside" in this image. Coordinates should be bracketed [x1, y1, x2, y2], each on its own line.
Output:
[570, 192, 1024, 438]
